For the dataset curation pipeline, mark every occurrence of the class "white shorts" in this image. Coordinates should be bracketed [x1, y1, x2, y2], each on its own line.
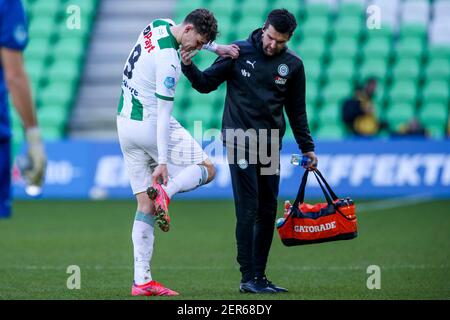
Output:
[117, 115, 208, 194]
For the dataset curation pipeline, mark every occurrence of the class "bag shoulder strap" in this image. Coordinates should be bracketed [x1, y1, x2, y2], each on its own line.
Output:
[292, 169, 340, 208]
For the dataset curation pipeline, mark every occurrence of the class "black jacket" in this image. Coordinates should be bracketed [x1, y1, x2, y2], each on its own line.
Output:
[181, 29, 315, 153]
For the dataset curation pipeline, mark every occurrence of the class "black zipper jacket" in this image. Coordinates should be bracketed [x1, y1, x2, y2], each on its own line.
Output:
[181, 29, 315, 153]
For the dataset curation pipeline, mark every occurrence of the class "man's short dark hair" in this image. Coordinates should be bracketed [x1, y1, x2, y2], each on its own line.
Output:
[184, 8, 218, 42]
[263, 9, 297, 36]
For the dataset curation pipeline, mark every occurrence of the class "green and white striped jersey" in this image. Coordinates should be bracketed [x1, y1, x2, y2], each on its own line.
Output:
[118, 19, 180, 121]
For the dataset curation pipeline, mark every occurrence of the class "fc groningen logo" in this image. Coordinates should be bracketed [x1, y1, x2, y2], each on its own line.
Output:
[278, 64, 289, 77]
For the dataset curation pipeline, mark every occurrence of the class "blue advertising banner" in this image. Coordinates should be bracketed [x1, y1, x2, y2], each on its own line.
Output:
[12, 139, 450, 200]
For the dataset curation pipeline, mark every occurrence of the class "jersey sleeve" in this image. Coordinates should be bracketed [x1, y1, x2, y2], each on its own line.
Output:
[0, 0, 29, 51]
[154, 49, 179, 101]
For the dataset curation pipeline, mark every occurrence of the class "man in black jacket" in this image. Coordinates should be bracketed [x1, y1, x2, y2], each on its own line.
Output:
[181, 9, 318, 293]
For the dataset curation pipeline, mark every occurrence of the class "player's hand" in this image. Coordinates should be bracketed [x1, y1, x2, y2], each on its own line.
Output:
[24, 128, 47, 187]
[216, 44, 240, 59]
[180, 48, 199, 65]
[152, 164, 169, 186]
[302, 151, 318, 171]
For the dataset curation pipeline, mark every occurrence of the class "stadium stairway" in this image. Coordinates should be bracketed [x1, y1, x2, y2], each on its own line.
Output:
[69, 0, 177, 139]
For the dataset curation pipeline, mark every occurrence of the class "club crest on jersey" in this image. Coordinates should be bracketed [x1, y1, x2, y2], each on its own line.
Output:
[164, 77, 176, 89]
[278, 64, 289, 77]
[14, 24, 27, 46]
[238, 159, 248, 169]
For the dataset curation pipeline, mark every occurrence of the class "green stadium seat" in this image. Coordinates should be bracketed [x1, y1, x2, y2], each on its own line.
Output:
[240, 0, 268, 18]
[372, 81, 387, 106]
[301, 17, 329, 38]
[304, 60, 322, 83]
[421, 81, 449, 105]
[306, 80, 319, 105]
[329, 37, 359, 60]
[418, 102, 449, 127]
[235, 16, 265, 40]
[305, 3, 330, 19]
[388, 80, 418, 105]
[31, 0, 61, 17]
[425, 59, 450, 81]
[56, 18, 91, 42]
[427, 45, 450, 61]
[24, 38, 50, 61]
[12, 124, 25, 143]
[362, 38, 391, 60]
[385, 103, 415, 130]
[52, 38, 85, 61]
[176, 0, 204, 14]
[47, 60, 81, 83]
[364, 25, 393, 40]
[326, 59, 355, 81]
[306, 103, 317, 126]
[39, 82, 75, 110]
[28, 16, 56, 39]
[37, 106, 69, 128]
[185, 104, 216, 129]
[358, 58, 388, 81]
[399, 24, 427, 40]
[40, 125, 65, 140]
[69, 0, 98, 16]
[25, 60, 44, 84]
[316, 123, 345, 139]
[318, 102, 341, 124]
[297, 38, 326, 60]
[392, 59, 421, 81]
[338, 2, 364, 19]
[332, 17, 363, 38]
[322, 81, 352, 107]
[396, 38, 424, 60]
[270, 0, 301, 17]
[206, 0, 235, 17]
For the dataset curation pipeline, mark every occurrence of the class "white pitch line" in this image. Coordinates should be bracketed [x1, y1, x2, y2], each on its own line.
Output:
[3, 264, 448, 271]
[357, 193, 434, 213]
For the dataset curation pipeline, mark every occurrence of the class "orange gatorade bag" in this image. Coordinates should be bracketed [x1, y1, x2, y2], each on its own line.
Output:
[277, 169, 358, 246]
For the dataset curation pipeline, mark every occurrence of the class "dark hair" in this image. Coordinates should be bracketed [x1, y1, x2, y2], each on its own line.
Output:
[184, 8, 218, 42]
[264, 9, 297, 36]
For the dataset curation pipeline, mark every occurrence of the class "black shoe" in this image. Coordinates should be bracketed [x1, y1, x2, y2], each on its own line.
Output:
[239, 278, 276, 294]
[260, 276, 288, 293]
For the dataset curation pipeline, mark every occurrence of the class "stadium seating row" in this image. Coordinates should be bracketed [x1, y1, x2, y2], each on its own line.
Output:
[174, 0, 450, 138]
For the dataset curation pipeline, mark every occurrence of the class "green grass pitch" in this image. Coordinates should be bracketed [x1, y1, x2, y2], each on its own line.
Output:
[0, 199, 449, 300]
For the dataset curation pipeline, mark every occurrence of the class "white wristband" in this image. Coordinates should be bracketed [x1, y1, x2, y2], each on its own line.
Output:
[202, 41, 218, 52]
[26, 127, 42, 146]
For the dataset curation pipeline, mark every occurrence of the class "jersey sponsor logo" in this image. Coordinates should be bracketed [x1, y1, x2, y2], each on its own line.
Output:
[275, 76, 287, 85]
[241, 69, 251, 77]
[122, 79, 139, 96]
[164, 76, 176, 89]
[278, 64, 289, 77]
[294, 221, 337, 233]
[143, 30, 156, 53]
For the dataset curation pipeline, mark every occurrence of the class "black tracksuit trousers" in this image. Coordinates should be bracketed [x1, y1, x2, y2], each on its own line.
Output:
[228, 149, 280, 282]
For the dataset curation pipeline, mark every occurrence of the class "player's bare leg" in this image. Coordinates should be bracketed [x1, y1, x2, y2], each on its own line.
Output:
[147, 159, 216, 232]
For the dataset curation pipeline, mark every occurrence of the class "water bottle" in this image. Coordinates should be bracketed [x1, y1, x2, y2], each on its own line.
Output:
[276, 217, 285, 228]
[291, 154, 310, 168]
